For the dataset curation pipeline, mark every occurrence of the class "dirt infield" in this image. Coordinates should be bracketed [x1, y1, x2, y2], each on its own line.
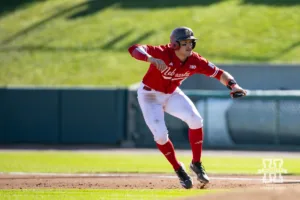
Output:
[1, 173, 300, 190]
[1, 173, 300, 199]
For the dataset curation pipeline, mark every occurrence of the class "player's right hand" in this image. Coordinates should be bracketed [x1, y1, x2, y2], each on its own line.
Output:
[147, 57, 167, 71]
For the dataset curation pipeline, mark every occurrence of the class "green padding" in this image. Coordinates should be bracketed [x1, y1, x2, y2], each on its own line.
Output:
[60, 88, 127, 144]
[1, 88, 59, 143]
[0, 88, 5, 142]
[278, 100, 300, 145]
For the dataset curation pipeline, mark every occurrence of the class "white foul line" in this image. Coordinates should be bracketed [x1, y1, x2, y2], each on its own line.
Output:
[1, 172, 300, 183]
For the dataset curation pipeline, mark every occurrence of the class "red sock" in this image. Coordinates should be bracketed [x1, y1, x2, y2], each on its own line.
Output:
[189, 127, 204, 163]
[156, 140, 181, 170]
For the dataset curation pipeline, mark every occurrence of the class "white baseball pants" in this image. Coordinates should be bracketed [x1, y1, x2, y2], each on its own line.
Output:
[137, 83, 203, 145]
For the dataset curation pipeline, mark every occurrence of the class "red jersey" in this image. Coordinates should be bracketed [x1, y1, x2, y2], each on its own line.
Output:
[128, 44, 221, 94]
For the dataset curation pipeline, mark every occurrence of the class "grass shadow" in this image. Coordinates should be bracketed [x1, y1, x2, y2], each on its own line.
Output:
[0, 0, 46, 17]
[1, 2, 87, 45]
[67, 0, 222, 19]
[0, 29, 155, 52]
[122, 30, 156, 50]
[202, 40, 300, 62]
[275, 41, 300, 57]
[67, 0, 116, 19]
[1, 0, 298, 19]
[242, 0, 300, 6]
[1, 39, 298, 64]
[101, 29, 134, 50]
[2, 0, 299, 46]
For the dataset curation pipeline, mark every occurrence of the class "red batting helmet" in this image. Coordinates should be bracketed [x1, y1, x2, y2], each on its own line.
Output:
[170, 27, 197, 50]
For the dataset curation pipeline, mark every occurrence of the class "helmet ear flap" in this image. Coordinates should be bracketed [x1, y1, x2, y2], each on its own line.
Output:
[171, 41, 180, 50]
[192, 40, 196, 49]
[175, 41, 180, 50]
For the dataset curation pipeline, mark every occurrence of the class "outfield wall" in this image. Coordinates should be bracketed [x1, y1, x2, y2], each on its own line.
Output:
[1, 87, 300, 150]
[0, 87, 127, 145]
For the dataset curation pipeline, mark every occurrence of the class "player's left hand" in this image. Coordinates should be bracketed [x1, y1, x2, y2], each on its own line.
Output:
[230, 85, 247, 98]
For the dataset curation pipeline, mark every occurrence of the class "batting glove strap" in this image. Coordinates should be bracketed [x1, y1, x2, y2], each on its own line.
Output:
[226, 79, 237, 90]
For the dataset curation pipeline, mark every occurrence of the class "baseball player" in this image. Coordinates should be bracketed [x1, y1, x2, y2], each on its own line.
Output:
[128, 27, 247, 189]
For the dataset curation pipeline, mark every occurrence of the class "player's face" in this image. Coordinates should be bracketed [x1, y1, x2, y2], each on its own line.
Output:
[178, 39, 194, 57]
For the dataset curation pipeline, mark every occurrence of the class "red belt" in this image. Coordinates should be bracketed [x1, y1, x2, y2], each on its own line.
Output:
[143, 85, 152, 91]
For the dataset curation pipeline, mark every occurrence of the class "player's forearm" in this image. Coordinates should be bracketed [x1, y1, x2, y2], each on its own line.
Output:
[220, 71, 234, 86]
[128, 44, 151, 62]
[219, 71, 240, 90]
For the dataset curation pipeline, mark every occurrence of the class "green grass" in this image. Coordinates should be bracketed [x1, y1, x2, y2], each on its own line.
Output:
[0, 189, 218, 200]
[0, 0, 300, 86]
[0, 151, 299, 174]
[0, 151, 297, 199]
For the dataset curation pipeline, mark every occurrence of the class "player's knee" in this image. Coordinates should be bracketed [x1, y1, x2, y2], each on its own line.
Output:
[186, 113, 203, 129]
[154, 132, 169, 145]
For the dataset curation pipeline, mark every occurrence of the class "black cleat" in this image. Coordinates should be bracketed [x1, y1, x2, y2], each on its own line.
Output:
[175, 163, 193, 189]
[190, 161, 210, 185]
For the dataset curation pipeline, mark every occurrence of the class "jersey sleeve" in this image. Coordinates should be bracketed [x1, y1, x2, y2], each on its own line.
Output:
[195, 54, 222, 79]
[128, 44, 165, 61]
